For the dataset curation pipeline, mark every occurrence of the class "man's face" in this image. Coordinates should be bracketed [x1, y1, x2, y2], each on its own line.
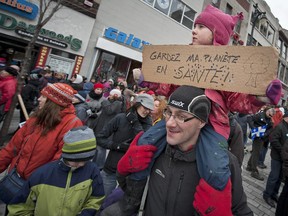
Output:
[165, 106, 205, 151]
[266, 108, 275, 118]
[192, 24, 213, 45]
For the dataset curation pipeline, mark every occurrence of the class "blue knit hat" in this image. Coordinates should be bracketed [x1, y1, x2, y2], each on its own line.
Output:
[62, 126, 96, 161]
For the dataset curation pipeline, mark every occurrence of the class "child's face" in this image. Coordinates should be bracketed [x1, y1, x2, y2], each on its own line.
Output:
[94, 88, 103, 94]
[192, 24, 213, 45]
[66, 161, 87, 168]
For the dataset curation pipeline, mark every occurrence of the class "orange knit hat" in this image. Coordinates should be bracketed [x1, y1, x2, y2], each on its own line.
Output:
[41, 83, 75, 107]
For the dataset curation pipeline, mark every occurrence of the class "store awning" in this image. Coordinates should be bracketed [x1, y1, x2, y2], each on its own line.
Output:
[95, 37, 142, 62]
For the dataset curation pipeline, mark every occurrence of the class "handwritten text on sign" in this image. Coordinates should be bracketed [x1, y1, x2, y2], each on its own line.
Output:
[142, 45, 278, 95]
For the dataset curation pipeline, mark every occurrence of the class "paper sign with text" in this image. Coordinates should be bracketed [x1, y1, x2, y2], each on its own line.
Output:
[142, 45, 278, 95]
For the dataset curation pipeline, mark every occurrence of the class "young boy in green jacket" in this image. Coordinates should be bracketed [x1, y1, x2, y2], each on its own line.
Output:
[8, 126, 105, 216]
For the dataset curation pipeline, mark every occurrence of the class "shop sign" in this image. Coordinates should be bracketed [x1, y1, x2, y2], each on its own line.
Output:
[35, 46, 50, 68]
[0, 12, 82, 51]
[104, 27, 150, 51]
[0, 0, 38, 20]
[16, 29, 68, 48]
[72, 55, 83, 75]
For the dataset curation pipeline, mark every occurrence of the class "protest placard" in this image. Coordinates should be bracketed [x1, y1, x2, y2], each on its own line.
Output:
[142, 45, 278, 95]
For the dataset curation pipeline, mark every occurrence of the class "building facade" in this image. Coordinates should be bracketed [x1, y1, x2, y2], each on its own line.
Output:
[81, 0, 205, 83]
[0, 0, 97, 77]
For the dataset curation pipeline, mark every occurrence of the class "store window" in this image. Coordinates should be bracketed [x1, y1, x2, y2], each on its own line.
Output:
[267, 25, 275, 44]
[142, 0, 196, 30]
[51, 49, 76, 59]
[93, 50, 141, 84]
[282, 44, 287, 60]
[225, 3, 233, 15]
[235, 20, 242, 34]
[247, 34, 257, 46]
[278, 62, 285, 82]
[284, 67, 288, 86]
[212, 0, 221, 8]
[277, 39, 282, 50]
[46, 49, 76, 76]
[259, 20, 268, 36]
[252, 15, 275, 45]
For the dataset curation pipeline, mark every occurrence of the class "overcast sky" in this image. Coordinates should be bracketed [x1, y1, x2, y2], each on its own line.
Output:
[264, 0, 288, 29]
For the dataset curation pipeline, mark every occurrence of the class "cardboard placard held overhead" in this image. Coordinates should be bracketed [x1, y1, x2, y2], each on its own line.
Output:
[142, 45, 278, 95]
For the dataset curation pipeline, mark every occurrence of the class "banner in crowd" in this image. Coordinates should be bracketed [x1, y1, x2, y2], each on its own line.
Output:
[142, 45, 278, 95]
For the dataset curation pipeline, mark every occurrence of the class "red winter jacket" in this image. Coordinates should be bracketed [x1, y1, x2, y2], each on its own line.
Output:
[0, 76, 17, 111]
[205, 89, 265, 139]
[0, 104, 82, 179]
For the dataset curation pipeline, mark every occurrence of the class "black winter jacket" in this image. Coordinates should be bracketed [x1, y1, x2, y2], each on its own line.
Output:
[21, 80, 41, 110]
[270, 120, 288, 161]
[96, 108, 152, 174]
[247, 110, 273, 142]
[93, 99, 124, 134]
[143, 144, 253, 216]
[281, 139, 288, 178]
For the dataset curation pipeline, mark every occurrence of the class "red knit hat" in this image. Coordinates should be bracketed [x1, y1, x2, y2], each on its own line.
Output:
[194, 5, 243, 45]
[147, 90, 155, 95]
[94, 82, 104, 90]
[41, 83, 75, 107]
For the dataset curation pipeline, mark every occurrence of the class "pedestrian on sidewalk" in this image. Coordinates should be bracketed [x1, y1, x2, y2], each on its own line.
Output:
[0, 83, 82, 204]
[246, 106, 275, 181]
[7, 126, 105, 216]
[263, 108, 288, 208]
[276, 139, 288, 215]
[96, 93, 154, 197]
[258, 107, 284, 169]
[0, 65, 19, 123]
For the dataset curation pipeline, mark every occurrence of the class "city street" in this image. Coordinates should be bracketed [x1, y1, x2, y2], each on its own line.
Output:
[0, 110, 282, 216]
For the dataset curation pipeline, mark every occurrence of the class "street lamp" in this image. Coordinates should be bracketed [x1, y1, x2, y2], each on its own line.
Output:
[249, 3, 267, 46]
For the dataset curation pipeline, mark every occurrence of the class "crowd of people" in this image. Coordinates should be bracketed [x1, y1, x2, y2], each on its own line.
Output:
[0, 4, 287, 216]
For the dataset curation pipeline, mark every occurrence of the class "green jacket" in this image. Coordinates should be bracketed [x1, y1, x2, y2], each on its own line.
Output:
[8, 160, 105, 216]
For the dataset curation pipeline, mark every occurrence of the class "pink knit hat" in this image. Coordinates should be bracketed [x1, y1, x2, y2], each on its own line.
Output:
[194, 5, 243, 45]
[41, 83, 75, 107]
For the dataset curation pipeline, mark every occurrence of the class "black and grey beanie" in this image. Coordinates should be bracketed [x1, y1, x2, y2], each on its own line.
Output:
[62, 126, 96, 162]
[168, 85, 211, 122]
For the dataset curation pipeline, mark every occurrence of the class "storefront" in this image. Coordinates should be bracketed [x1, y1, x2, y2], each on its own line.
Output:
[91, 27, 146, 84]
[83, 0, 203, 85]
[0, 0, 95, 77]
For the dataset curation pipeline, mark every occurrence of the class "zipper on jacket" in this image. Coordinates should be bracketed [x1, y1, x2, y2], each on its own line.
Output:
[172, 171, 185, 216]
[59, 170, 72, 216]
[168, 148, 176, 168]
[165, 156, 174, 215]
[177, 171, 184, 193]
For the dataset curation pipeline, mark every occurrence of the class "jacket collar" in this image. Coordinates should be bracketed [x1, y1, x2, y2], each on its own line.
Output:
[165, 144, 196, 162]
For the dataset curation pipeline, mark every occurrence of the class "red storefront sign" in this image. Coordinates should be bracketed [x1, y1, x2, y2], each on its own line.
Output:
[35, 46, 50, 68]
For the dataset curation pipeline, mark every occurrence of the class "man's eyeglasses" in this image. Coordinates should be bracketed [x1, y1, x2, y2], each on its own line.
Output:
[163, 108, 196, 124]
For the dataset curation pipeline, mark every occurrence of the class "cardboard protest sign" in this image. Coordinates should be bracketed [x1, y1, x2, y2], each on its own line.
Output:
[142, 45, 278, 95]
